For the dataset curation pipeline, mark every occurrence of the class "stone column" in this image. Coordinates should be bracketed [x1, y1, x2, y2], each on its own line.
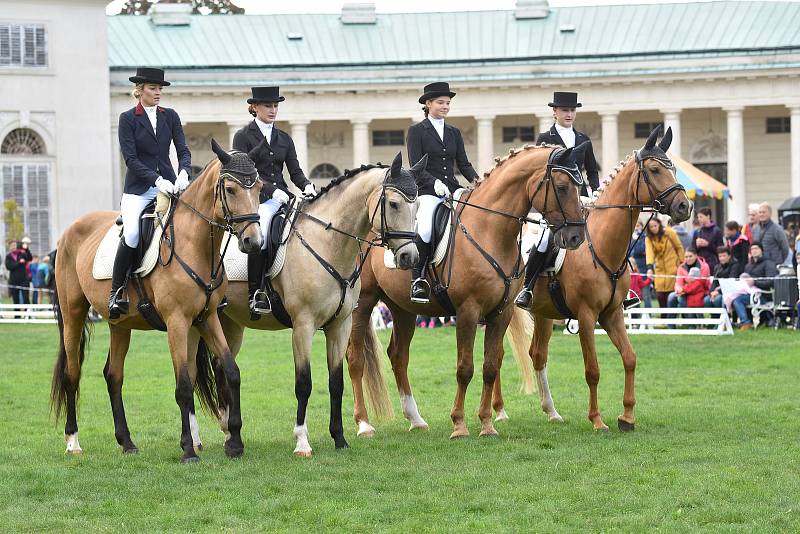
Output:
[351, 119, 370, 167]
[227, 122, 243, 149]
[661, 109, 682, 157]
[790, 105, 800, 197]
[290, 120, 310, 173]
[475, 115, 496, 175]
[537, 114, 553, 138]
[725, 107, 747, 222]
[600, 111, 619, 172]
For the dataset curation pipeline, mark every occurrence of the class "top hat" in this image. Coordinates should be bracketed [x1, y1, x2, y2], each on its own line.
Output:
[419, 82, 456, 104]
[129, 67, 171, 86]
[247, 86, 285, 104]
[548, 91, 582, 108]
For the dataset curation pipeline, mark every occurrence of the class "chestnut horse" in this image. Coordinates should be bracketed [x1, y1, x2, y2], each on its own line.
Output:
[50, 140, 263, 463]
[495, 126, 692, 431]
[347, 144, 587, 439]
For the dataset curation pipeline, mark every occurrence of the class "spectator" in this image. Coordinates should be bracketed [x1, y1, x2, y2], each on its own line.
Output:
[629, 221, 651, 307]
[741, 203, 759, 243]
[723, 220, 750, 266]
[705, 246, 743, 308]
[36, 255, 52, 304]
[683, 266, 708, 308]
[645, 218, 685, 307]
[751, 202, 789, 266]
[668, 248, 711, 308]
[732, 242, 779, 330]
[692, 207, 724, 270]
[628, 256, 651, 301]
[669, 219, 693, 251]
[29, 255, 40, 304]
[4, 240, 32, 309]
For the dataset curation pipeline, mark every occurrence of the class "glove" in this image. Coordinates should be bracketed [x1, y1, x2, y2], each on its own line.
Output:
[302, 183, 316, 199]
[175, 169, 190, 192]
[434, 179, 450, 198]
[272, 189, 290, 204]
[155, 176, 176, 195]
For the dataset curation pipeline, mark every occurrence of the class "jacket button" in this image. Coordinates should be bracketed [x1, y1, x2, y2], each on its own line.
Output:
[443, 166, 446, 170]
[443, 148, 446, 151]
[270, 152, 274, 156]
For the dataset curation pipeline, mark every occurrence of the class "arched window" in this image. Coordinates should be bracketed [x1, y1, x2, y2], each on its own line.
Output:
[1, 128, 45, 155]
[1, 128, 50, 253]
[310, 163, 340, 180]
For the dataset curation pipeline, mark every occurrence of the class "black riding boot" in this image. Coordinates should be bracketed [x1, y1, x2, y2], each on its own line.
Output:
[410, 238, 431, 304]
[514, 248, 553, 310]
[108, 238, 136, 319]
[248, 250, 270, 318]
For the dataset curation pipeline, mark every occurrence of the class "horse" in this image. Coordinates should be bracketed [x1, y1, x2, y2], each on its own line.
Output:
[50, 140, 263, 463]
[494, 125, 692, 432]
[204, 152, 421, 457]
[347, 144, 587, 439]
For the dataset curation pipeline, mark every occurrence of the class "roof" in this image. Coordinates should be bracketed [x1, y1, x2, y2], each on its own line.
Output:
[108, 1, 800, 78]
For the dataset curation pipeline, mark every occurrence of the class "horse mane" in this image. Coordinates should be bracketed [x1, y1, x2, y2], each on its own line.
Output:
[473, 143, 559, 190]
[585, 152, 636, 208]
[306, 163, 388, 204]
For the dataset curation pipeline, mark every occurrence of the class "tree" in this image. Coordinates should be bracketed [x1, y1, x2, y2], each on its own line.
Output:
[118, 0, 245, 15]
[3, 199, 25, 245]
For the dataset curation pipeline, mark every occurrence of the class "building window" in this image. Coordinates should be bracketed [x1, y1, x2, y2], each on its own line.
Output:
[766, 117, 790, 134]
[0, 24, 47, 67]
[2, 163, 51, 253]
[634, 122, 664, 139]
[1, 128, 45, 155]
[502, 126, 536, 143]
[310, 163, 340, 180]
[372, 130, 404, 146]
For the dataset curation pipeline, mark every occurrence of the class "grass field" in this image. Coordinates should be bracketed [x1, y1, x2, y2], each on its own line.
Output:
[0, 322, 798, 532]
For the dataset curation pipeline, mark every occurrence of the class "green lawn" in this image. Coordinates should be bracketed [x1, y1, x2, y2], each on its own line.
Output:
[0, 323, 798, 532]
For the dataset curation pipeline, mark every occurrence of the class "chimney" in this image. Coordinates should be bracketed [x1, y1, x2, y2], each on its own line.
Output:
[514, 0, 550, 20]
[149, 1, 193, 26]
[341, 3, 377, 25]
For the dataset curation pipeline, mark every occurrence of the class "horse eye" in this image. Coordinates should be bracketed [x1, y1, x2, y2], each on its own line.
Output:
[389, 201, 399, 209]
[225, 186, 236, 195]
[557, 184, 569, 194]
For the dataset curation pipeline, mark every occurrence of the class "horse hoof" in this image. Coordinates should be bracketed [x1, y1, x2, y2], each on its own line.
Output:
[479, 428, 499, 438]
[548, 413, 564, 423]
[122, 446, 139, 455]
[494, 409, 510, 422]
[408, 421, 429, 431]
[224, 444, 244, 458]
[449, 429, 470, 440]
[181, 455, 200, 464]
[357, 421, 376, 437]
[618, 419, 635, 432]
[335, 441, 350, 450]
[594, 425, 610, 433]
[65, 447, 83, 455]
[294, 449, 313, 458]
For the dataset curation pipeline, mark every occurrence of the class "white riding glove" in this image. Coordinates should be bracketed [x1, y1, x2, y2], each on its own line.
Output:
[302, 183, 316, 199]
[154, 176, 176, 195]
[434, 179, 450, 198]
[272, 188, 290, 204]
[175, 169, 190, 192]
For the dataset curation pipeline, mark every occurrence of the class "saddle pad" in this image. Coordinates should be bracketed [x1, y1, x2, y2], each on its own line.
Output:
[222, 205, 297, 282]
[92, 221, 164, 280]
[431, 188, 467, 266]
[543, 248, 568, 275]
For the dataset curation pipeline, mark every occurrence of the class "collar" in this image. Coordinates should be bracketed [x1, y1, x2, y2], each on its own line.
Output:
[134, 103, 165, 116]
[555, 123, 573, 134]
[428, 116, 445, 126]
[255, 117, 274, 130]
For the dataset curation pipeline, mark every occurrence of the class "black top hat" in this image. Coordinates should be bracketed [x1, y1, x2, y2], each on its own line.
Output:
[548, 91, 582, 108]
[419, 82, 456, 104]
[247, 86, 285, 104]
[129, 67, 171, 86]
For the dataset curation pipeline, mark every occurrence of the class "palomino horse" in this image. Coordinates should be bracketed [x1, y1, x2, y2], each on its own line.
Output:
[206, 152, 421, 457]
[347, 144, 587, 439]
[494, 125, 692, 431]
[50, 140, 263, 463]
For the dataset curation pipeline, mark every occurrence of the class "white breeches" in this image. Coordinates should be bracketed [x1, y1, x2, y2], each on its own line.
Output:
[120, 187, 159, 247]
[258, 198, 283, 250]
[416, 194, 444, 243]
[537, 227, 551, 252]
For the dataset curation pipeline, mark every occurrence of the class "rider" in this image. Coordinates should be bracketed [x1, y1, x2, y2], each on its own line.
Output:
[514, 91, 600, 310]
[406, 82, 479, 304]
[232, 86, 316, 315]
[110, 67, 192, 319]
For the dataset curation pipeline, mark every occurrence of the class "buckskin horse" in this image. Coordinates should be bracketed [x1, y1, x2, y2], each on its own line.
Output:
[347, 144, 587, 439]
[494, 125, 692, 432]
[50, 140, 263, 463]
[204, 152, 421, 457]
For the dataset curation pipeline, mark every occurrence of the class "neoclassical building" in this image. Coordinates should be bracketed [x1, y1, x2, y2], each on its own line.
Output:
[3, 0, 800, 254]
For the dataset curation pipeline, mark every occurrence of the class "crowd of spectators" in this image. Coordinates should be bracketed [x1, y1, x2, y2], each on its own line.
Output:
[2, 237, 52, 307]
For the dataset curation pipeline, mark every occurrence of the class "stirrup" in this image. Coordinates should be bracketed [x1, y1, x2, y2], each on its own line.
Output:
[250, 289, 272, 315]
[514, 288, 533, 310]
[109, 287, 129, 319]
[410, 278, 431, 304]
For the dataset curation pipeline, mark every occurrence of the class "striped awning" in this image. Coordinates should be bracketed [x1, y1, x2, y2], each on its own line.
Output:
[667, 151, 730, 200]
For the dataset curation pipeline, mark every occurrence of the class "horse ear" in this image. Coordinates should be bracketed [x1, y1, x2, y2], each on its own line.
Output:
[555, 146, 576, 166]
[410, 154, 428, 176]
[658, 126, 673, 152]
[643, 124, 662, 150]
[211, 138, 231, 165]
[572, 140, 590, 161]
[390, 152, 403, 178]
[248, 136, 267, 161]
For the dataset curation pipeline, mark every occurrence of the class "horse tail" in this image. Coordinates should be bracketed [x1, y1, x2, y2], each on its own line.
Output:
[194, 338, 221, 420]
[359, 320, 394, 420]
[49, 254, 92, 420]
[506, 307, 535, 395]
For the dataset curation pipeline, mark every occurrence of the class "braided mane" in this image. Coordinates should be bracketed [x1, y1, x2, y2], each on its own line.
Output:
[474, 143, 560, 190]
[585, 152, 635, 208]
[306, 163, 388, 204]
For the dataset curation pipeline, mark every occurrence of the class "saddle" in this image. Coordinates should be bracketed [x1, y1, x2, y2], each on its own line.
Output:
[430, 188, 466, 266]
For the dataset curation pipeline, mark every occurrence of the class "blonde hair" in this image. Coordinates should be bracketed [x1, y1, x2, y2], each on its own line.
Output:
[132, 83, 145, 100]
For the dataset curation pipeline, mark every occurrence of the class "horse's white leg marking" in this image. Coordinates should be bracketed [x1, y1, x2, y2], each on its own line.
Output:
[293, 421, 312, 457]
[400, 394, 429, 430]
[219, 406, 231, 443]
[189, 412, 202, 451]
[536, 367, 563, 422]
[357, 420, 376, 437]
[495, 408, 510, 422]
[65, 432, 82, 454]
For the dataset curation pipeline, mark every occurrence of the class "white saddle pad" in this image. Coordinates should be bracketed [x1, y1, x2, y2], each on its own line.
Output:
[222, 206, 297, 282]
[92, 217, 164, 280]
[543, 248, 568, 275]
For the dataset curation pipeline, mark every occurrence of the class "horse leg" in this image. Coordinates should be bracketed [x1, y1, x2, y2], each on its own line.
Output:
[491, 346, 509, 422]
[291, 320, 315, 457]
[196, 314, 244, 458]
[386, 303, 428, 431]
[186, 328, 203, 453]
[102, 326, 138, 453]
[215, 313, 244, 444]
[577, 313, 607, 431]
[478, 312, 512, 436]
[599, 307, 637, 432]
[451, 307, 479, 439]
[531, 315, 563, 422]
[346, 288, 380, 437]
[164, 318, 199, 463]
[57, 300, 91, 454]
[325, 316, 352, 450]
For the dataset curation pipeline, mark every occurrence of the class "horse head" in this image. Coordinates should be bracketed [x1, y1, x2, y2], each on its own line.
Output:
[635, 125, 692, 222]
[373, 152, 420, 270]
[532, 145, 587, 250]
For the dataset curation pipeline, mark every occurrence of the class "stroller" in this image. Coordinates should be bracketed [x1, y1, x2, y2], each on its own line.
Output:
[772, 264, 799, 329]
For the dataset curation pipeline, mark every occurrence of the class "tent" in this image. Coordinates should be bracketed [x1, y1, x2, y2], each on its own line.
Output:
[667, 151, 730, 201]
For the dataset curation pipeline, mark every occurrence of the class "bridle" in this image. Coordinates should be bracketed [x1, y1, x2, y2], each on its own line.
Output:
[369, 169, 418, 254]
[529, 146, 587, 233]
